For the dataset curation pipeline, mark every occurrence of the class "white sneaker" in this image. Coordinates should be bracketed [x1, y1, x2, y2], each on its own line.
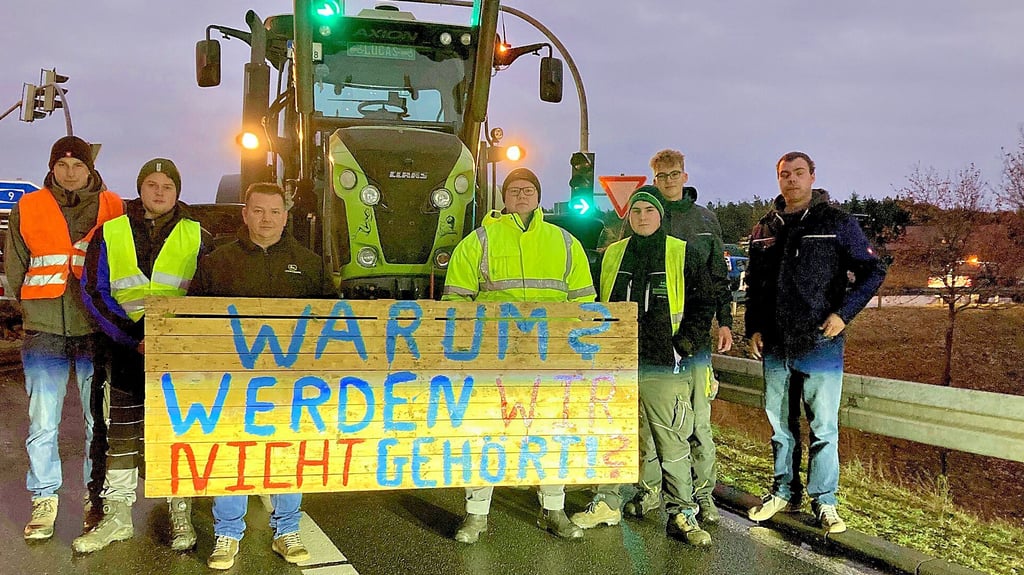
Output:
[747, 493, 790, 522]
[817, 504, 847, 534]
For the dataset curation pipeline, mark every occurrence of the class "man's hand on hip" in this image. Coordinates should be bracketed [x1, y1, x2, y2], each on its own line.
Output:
[820, 313, 847, 338]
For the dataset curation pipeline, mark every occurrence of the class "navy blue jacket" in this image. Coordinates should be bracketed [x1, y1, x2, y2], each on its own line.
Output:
[744, 190, 886, 354]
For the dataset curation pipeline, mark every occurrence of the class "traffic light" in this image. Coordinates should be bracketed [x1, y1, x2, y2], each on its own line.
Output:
[41, 69, 69, 113]
[313, 0, 342, 17]
[569, 151, 595, 216]
[19, 83, 45, 122]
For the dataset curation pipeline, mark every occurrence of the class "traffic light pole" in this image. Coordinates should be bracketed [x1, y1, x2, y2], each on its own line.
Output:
[397, 0, 589, 152]
[0, 101, 22, 122]
[52, 83, 74, 135]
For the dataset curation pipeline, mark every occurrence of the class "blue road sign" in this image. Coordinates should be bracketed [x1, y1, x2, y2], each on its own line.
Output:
[0, 180, 40, 210]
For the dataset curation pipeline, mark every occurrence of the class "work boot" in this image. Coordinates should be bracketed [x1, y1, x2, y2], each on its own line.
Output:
[815, 503, 847, 534]
[623, 487, 661, 518]
[539, 509, 583, 539]
[695, 494, 721, 525]
[747, 493, 791, 522]
[83, 496, 104, 533]
[454, 513, 488, 544]
[72, 500, 134, 553]
[669, 511, 712, 547]
[168, 498, 197, 551]
[24, 496, 58, 540]
[273, 532, 311, 564]
[570, 501, 621, 529]
[207, 536, 240, 570]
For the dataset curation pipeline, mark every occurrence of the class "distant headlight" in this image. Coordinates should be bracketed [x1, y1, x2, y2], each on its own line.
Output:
[356, 247, 378, 268]
[460, 33, 472, 46]
[454, 174, 470, 194]
[440, 32, 452, 46]
[431, 188, 453, 209]
[360, 185, 381, 206]
[339, 169, 358, 190]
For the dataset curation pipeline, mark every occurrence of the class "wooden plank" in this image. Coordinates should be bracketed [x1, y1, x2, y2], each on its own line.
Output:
[146, 353, 639, 372]
[145, 298, 639, 495]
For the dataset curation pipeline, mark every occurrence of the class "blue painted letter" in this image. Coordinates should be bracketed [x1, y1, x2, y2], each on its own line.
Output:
[162, 372, 230, 436]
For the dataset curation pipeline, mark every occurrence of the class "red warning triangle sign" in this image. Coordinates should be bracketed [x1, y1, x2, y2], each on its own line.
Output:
[599, 175, 648, 218]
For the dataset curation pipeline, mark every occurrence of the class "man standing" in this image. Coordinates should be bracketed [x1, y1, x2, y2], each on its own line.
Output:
[74, 158, 211, 553]
[7, 136, 123, 540]
[745, 152, 886, 534]
[190, 182, 331, 570]
[442, 167, 594, 544]
[620, 149, 733, 524]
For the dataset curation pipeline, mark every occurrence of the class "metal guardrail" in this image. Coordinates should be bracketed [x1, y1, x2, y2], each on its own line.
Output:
[712, 354, 1024, 464]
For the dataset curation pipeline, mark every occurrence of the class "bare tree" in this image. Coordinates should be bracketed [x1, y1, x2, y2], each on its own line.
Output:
[999, 126, 1024, 214]
[899, 164, 988, 387]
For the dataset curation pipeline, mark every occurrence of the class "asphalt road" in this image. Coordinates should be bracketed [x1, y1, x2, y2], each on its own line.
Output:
[0, 363, 890, 575]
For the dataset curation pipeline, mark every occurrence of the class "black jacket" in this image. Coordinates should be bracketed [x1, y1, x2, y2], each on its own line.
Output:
[744, 190, 887, 354]
[190, 229, 333, 298]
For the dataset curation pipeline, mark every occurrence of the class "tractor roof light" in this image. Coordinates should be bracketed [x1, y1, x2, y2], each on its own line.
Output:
[238, 131, 261, 150]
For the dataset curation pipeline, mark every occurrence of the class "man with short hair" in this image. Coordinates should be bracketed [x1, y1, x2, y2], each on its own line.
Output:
[443, 167, 594, 544]
[745, 151, 886, 534]
[75, 158, 212, 553]
[6, 136, 123, 540]
[190, 182, 331, 570]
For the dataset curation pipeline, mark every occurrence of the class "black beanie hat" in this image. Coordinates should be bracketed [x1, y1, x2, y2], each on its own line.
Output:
[49, 136, 94, 171]
[627, 185, 665, 217]
[137, 158, 181, 196]
[501, 167, 542, 202]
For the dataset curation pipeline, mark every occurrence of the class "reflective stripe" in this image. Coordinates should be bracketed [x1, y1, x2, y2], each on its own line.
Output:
[23, 273, 66, 287]
[120, 301, 146, 314]
[151, 270, 191, 290]
[73, 239, 90, 251]
[671, 311, 684, 325]
[443, 285, 477, 297]
[71, 254, 86, 267]
[559, 228, 573, 285]
[111, 273, 150, 291]
[476, 227, 491, 286]
[568, 286, 597, 300]
[29, 255, 70, 267]
[483, 278, 568, 292]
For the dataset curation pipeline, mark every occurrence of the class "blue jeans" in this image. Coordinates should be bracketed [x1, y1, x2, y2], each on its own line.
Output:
[213, 494, 303, 540]
[763, 335, 844, 506]
[23, 331, 99, 499]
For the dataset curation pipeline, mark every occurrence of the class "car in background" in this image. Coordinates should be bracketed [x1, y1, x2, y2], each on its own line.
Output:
[724, 243, 749, 292]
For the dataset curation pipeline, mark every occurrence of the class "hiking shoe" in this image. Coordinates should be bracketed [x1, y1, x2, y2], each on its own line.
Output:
[539, 509, 584, 539]
[747, 493, 791, 522]
[455, 513, 488, 544]
[208, 536, 239, 570]
[72, 500, 133, 553]
[168, 498, 196, 551]
[24, 496, 58, 540]
[623, 488, 661, 518]
[695, 494, 721, 525]
[570, 500, 621, 529]
[273, 532, 310, 564]
[670, 512, 712, 546]
[816, 504, 847, 534]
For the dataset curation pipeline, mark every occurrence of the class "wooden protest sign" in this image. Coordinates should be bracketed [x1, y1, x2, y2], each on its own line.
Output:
[143, 298, 638, 497]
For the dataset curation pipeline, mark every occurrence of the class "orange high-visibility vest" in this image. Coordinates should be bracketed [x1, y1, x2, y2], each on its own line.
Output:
[19, 188, 123, 300]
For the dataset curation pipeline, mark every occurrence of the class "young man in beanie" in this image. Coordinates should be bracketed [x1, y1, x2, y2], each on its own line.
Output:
[6, 135, 124, 540]
[572, 187, 713, 545]
[617, 149, 733, 524]
[74, 158, 212, 553]
[442, 167, 595, 543]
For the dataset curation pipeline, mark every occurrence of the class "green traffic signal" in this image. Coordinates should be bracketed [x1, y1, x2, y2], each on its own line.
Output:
[314, 0, 341, 17]
[569, 151, 595, 216]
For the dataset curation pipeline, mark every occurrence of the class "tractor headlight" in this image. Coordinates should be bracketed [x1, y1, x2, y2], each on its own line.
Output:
[339, 169, 358, 190]
[356, 247, 378, 268]
[454, 174, 470, 194]
[360, 185, 381, 206]
[431, 188, 453, 209]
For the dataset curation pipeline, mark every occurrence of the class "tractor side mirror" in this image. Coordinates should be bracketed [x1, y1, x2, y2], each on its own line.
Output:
[196, 39, 222, 88]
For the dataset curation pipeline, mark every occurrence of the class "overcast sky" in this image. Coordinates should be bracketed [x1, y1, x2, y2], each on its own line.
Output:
[2, 1, 1023, 208]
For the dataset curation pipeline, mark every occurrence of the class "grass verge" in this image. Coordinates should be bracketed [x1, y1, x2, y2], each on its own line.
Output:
[715, 424, 1024, 575]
